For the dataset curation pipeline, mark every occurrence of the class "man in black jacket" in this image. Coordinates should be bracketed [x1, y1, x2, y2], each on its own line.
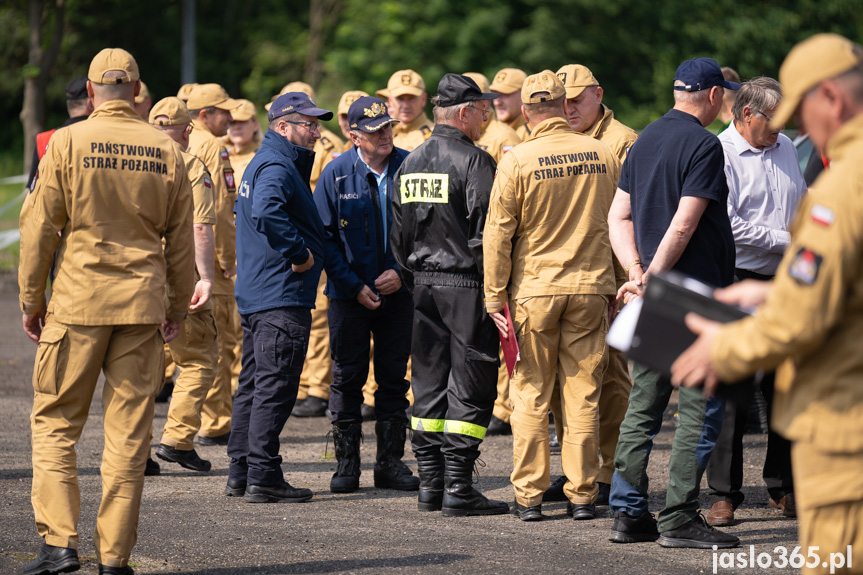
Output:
[390, 74, 508, 517]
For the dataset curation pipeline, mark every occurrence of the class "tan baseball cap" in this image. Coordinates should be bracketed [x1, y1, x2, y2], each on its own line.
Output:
[186, 83, 239, 111]
[376, 70, 425, 99]
[490, 68, 527, 95]
[338, 90, 369, 115]
[231, 99, 257, 122]
[522, 70, 566, 104]
[88, 48, 140, 84]
[264, 81, 316, 112]
[148, 97, 192, 126]
[135, 81, 151, 104]
[463, 72, 491, 94]
[556, 64, 599, 99]
[177, 83, 198, 102]
[772, 33, 863, 128]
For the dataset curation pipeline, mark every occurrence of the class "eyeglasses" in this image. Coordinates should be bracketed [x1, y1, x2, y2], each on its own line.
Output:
[467, 103, 490, 120]
[756, 110, 774, 123]
[284, 120, 321, 133]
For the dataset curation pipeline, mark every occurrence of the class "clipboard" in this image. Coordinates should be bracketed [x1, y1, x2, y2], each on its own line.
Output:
[625, 271, 750, 377]
[499, 302, 520, 378]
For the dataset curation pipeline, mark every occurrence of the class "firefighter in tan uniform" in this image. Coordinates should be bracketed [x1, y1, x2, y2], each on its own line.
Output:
[147, 97, 220, 473]
[672, 34, 863, 574]
[186, 83, 240, 445]
[377, 69, 434, 152]
[545, 64, 639, 503]
[484, 71, 621, 521]
[226, 99, 262, 395]
[177, 82, 197, 103]
[490, 68, 530, 140]
[19, 48, 194, 575]
[463, 71, 521, 436]
[133, 80, 151, 118]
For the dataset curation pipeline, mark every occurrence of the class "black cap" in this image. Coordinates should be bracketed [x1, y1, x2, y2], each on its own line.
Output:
[65, 77, 89, 100]
[435, 73, 498, 107]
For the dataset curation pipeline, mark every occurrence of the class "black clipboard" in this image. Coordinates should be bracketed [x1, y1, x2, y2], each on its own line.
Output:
[628, 271, 750, 377]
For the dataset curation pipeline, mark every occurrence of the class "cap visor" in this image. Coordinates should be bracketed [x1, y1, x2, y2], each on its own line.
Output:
[303, 107, 334, 121]
[215, 98, 240, 111]
[472, 92, 499, 100]
[722, 81, 741, 91]
[771, 95, 800, 130]
[490, 84, 518, 94]
[564, 86, 587, 99]
[231, 112, 255, 121]
[360, 118, 399, 132]
[388, 87, 424, 98]
[375, 89, 390, 99]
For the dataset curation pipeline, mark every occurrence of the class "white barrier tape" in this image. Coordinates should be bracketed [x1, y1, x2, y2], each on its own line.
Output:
[0, 174, 27, 185]
[0, 229, 20, 251]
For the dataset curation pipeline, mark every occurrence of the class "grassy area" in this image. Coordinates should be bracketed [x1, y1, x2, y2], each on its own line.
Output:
[0, 150, 25, 271]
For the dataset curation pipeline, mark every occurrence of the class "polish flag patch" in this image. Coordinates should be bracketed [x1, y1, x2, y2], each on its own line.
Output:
[220, 150, 229, 160]
[204, 177, 212, 188]
[811, 204, 835, 227]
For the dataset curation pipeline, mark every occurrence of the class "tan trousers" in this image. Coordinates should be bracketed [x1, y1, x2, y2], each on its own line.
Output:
[298, 274, 333, 401]
[200, 294, 235, 438]
[161, 311, 219, 450]
[30, 317, 163, 567]
[793, 441, 863, 574]
[509, 294, 608, 507]
[493, 351, 512, 423]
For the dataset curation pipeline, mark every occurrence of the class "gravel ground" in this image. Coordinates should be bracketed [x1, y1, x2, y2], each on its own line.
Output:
[0, 274, 799, 574]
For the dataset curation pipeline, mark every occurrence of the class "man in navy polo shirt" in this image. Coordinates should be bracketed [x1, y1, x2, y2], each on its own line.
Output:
[606, 58, 740, 548]
[227, 92, 330, 503]
[314, 96, 418, 494]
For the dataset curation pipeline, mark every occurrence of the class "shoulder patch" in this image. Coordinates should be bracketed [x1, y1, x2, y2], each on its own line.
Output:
[420, 126, 432, 139]
[502, 145, 514, 153]
[203, 176, 212, 188]
[788, 247, 822, 286]
[224, 168, 236, 193]
[320, 136, 334, 150]
[29, 171, 38, 193]
[220, 150, 229, 161]
[810, 204, 835, 227]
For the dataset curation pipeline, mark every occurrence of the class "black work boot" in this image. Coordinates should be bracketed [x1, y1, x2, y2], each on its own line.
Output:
[330, 421, 362, 493]
[23, 543, 80, 575]
[374, 419, 420, 491]
[441, 460, 509, 517]
[415, 453, 445, 511]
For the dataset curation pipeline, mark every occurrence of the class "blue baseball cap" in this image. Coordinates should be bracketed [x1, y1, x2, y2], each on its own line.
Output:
[673, 58, 741, 92]
[268, 92, 333, 122]
[348, 96, 399, 133]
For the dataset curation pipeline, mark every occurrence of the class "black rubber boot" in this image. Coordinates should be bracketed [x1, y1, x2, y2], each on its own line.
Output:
[416, 452, 445, 511]
[373, 419, 420, 491]
[330, 421, 362, 493]
[441, 460, 509, 517]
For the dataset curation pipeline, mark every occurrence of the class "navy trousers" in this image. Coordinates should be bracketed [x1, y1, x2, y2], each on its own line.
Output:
[227, 307, 311, 486]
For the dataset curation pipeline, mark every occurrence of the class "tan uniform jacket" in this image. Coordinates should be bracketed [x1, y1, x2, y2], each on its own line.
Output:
[392, 113, 433, 152]
[19, 100, 195, 324]
[587, 105, 639, 286]
[227, 138, 262, 184]
[188, 121, 236, 296]
[310, 127, 343, 191]
[508, 115, 531, 141]
[713, 114, 863, 460]
[483, 118, 620, 312]
[586, 105, 639, 164]
[180, 146, 217, 314]
[475, 118, 521, 164]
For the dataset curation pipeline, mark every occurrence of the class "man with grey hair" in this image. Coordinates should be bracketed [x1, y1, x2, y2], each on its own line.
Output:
[704, 77, 806, 527]
[391, 73, 508, 517]
[608, 57, 740, 548]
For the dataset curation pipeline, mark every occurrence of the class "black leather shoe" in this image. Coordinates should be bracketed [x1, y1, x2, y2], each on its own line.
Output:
[486, 416, 512, 436]
[512, 501, 543, 521]
[197, 432, 230, 446]
[595, 481, 610, 506]
[155, 444, 211, 472]
[292, 396, 328, 418]
[609, 510, 659, 543]
[658, 514, 739, 549]
[23, 544, 79, 575]
[244, 480, 314, 503]
[542, 475, 567, 502]
[144, 458, 160, 476]
[224, 479, 246, 497]
[98, 566, 134, 575]
[566, 502, 596, 520]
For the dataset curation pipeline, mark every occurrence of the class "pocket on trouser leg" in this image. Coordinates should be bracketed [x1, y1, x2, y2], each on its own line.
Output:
[463, 346, 499, 406]
[33, 323, 69, 396]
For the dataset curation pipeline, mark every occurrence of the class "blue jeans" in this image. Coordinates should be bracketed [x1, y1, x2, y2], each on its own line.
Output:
[610, 363, 724, 531]
[227, 307, 311, 486]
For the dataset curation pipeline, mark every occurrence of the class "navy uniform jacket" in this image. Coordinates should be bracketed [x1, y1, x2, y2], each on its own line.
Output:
[234, 129, 325, 314]
[314, 144, 409, 300]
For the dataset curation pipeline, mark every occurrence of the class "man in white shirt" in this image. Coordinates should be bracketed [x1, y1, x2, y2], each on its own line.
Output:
[706, 76, 806, 527]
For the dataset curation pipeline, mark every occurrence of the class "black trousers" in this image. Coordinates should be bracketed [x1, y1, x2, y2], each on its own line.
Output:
[228, 307, 311, 486]
[706, 268, 794, 505]
[409, 284, 499, 466]
[327, 291, 413, 422]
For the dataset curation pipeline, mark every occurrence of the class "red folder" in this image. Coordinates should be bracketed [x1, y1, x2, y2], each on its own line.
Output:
[498, 302, 520, 378]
